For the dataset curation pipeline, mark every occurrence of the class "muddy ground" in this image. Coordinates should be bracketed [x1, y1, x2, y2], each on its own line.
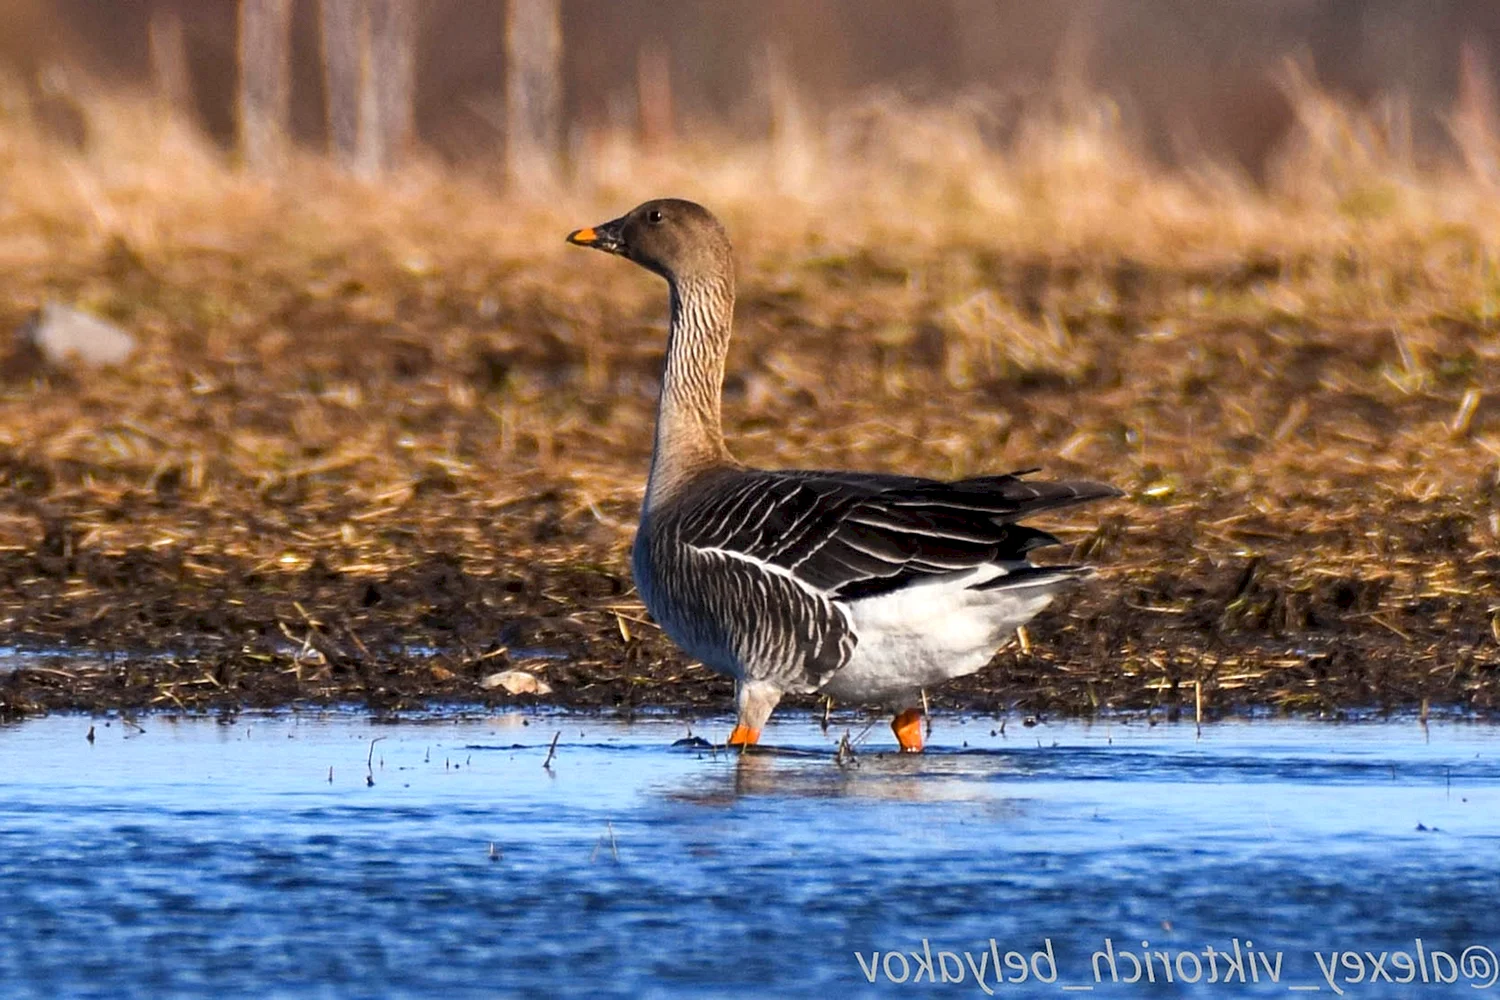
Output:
[1, 498, 1494, 723]
[2, 227, 1498, 722]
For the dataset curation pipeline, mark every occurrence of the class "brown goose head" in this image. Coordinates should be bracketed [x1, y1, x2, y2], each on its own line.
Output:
[567, 198, 732, 285]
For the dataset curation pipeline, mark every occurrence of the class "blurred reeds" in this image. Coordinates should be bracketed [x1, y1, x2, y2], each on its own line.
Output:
[0, 66, 1497, 717]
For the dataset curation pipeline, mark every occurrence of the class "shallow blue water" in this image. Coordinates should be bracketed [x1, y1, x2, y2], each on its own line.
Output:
[2, 712, 1498, 998]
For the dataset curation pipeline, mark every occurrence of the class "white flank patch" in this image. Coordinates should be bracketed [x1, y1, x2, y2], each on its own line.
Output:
[824, 565, 1059, 703]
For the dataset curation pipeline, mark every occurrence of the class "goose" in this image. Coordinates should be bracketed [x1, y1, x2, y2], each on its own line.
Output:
[567, 199, 1119, 752]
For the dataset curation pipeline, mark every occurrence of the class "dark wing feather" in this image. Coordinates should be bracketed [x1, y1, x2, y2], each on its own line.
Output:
[675, 468, 1121, 602]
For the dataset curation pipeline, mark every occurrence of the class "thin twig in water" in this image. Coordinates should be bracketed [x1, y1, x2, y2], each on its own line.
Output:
[590, 822, 621, 863]
[834, 729, 858, 768]
[366, 736, 386, 786]
[543, 730, 560, 769]
[1194, 680, 1203, 739]
[847, 719, 880, 748]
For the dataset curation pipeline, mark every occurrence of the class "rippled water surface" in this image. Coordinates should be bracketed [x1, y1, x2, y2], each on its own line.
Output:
[2, 712, 1498, 998]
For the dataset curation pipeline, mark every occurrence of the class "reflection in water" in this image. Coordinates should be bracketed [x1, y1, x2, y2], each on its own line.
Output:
[1, 713, 1498, 997]
[666, 744, 1028, 808]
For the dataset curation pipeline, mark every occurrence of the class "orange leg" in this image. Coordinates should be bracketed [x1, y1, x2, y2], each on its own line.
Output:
[727, 724, 761, 747]
[892, 708, 924, 753]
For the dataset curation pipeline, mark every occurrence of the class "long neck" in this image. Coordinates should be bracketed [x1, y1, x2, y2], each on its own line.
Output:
[646, 272, 735, 508]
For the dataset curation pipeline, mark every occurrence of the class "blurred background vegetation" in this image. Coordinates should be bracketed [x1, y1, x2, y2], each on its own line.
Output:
[5, 0, 1500, 180]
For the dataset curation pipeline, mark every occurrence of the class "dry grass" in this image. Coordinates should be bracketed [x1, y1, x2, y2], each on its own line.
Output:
[0, 72, 1497, 718]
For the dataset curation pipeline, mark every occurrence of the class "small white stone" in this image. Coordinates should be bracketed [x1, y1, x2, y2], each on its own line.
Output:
[27, 303, 136, 367]
[480, 670, 552, 695]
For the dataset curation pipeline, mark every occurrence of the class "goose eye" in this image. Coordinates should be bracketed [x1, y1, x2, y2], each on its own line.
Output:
[647, 209, 663, 224]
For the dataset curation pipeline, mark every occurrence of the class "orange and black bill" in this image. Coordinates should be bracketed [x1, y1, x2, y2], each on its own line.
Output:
[565, 216, 626, 254]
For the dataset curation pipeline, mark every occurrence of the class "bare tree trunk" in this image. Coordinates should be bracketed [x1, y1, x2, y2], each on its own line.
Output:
[505, 0, 562, 190]
[636, 40, 673, 149]
[319, 0, 361, 165]
[759, 41, 811, 192]
[238, 0, 293, 170]
[320, 0, 415, 175]
[366, 0, 416, 173]
[148, 1, 192, 116]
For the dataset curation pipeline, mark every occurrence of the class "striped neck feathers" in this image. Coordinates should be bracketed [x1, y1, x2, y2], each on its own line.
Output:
[647, 272, 735, 505]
